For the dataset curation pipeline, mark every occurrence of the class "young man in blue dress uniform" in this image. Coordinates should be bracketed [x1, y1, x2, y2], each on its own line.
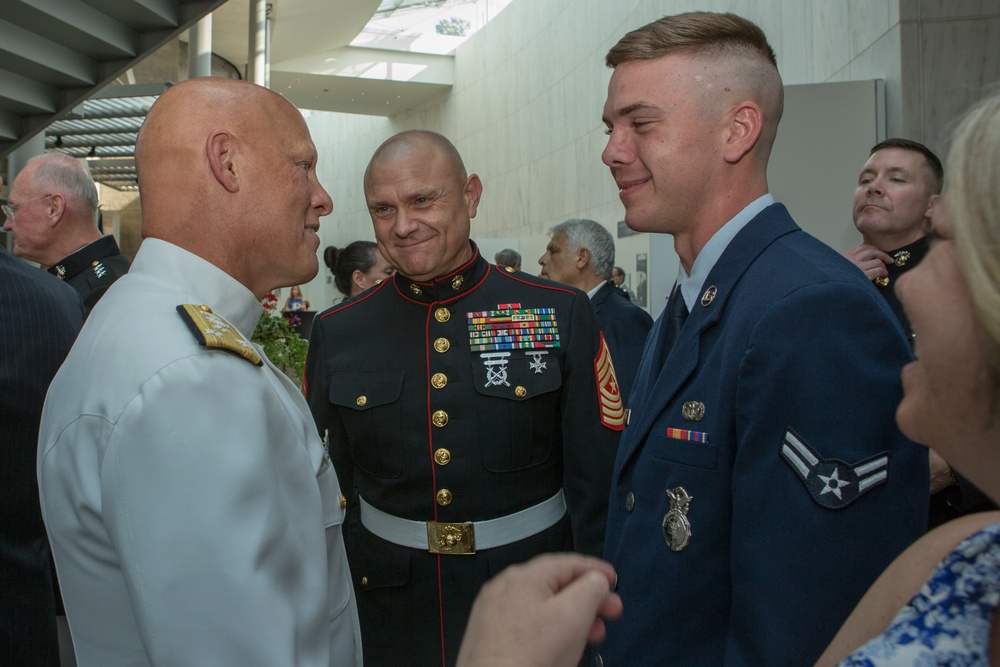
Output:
[596, 12, 928, 666]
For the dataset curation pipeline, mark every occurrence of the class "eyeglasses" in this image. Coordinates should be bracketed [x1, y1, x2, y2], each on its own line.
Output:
[2, 194, 52, 221]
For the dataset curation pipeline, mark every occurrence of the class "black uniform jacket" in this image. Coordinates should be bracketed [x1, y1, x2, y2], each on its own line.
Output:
[48, 235, 130, 315]
[304, 243, 621, 666]
[591, 282, 653, 406]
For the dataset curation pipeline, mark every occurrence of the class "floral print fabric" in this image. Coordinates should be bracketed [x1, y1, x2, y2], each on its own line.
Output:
[838, 521, 1000, 666]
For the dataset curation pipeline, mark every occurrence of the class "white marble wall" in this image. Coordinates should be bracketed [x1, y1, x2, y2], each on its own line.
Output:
[899, 0, 1000, 154]
[302, 0, 999, 308]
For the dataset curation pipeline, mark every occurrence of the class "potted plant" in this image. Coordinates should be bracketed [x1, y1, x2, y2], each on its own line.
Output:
[253, 292, 309, 386]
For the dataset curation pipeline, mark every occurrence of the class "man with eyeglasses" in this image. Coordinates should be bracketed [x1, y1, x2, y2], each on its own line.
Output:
[3, 153, 129, 315]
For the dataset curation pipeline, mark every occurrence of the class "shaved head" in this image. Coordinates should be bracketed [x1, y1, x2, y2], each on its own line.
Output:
[136, 78, 286, 240]
[135, 78, 332, 298]
[364, 130, 467, 191]
[363, 130, 481, 281]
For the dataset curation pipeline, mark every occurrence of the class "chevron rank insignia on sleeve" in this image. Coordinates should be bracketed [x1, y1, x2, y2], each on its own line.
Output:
[177, 304, 262, 367]
[594, 332, 624, 431]
[780, 427, 888, 509]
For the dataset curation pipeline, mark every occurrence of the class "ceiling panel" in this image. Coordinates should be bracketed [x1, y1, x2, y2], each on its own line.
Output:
[0, 0, 227, 163]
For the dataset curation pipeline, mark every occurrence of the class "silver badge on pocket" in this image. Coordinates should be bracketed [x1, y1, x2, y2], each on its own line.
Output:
[663, 487, 693, 552]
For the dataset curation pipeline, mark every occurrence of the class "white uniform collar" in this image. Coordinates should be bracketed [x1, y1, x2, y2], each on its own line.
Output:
[586, 282, 606, 300]
[131, 238, 264, 337]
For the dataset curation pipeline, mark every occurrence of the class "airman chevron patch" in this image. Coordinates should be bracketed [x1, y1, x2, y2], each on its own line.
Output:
[780, 427, 888, 509]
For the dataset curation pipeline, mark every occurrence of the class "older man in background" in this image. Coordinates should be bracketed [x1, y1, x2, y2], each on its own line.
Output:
[539, 218, 652, 404]
[493, 247, 521, 271]
[3, 154, 128, 314]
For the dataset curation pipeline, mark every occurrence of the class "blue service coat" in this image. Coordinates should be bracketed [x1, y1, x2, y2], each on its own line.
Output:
[598, 204, 928, 666]
[591, 282, 653, 406]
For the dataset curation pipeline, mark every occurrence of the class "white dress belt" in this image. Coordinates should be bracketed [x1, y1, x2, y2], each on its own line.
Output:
[358, 489, 567, 553]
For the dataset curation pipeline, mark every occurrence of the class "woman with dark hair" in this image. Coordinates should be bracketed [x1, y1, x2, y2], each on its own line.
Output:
[324, 241, 394, 299]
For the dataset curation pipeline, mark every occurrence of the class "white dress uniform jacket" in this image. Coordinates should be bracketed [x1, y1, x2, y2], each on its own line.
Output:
[38, 239, 362, 667]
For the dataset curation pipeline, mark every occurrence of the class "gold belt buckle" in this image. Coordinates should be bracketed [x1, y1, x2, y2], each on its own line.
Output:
[426, 521, 476, 555]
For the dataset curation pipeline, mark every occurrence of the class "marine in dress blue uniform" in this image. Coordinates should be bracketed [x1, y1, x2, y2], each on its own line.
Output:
[305, 243, 622, 667]
[590, 281, 652, 405]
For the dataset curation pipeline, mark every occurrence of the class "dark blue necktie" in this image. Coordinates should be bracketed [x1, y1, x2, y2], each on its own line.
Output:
[660, 283, 689, 365]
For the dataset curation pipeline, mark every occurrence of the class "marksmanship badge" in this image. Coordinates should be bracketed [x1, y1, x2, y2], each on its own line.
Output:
[481, 351, 511, 387]
[662, 487, 693, 552]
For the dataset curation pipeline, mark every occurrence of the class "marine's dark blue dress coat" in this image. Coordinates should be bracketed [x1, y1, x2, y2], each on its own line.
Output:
[305, 244, 621, 667]
[590, 281, 653, 406]
[598, 204, 928, 666]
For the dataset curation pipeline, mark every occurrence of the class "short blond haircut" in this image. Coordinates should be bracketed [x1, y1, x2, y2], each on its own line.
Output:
[606, 12, 784, 161]
[950, 91, 1000, 366]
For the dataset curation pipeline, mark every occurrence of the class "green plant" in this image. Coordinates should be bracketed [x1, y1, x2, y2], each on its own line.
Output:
[253, 292, 308, 384]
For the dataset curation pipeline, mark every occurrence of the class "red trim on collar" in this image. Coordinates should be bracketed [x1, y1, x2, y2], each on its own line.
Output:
[317, 278, 390, 321]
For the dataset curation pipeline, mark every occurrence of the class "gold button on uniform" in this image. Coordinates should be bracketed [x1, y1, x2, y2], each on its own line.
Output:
[361, 576, 368, 587]
[434, 338, 450, 353]
[356, 395, 367, 407]
[434, 448, 451, 465]
[431, 373, 448, 389]
[432, 410, 449, 427]
[339, 494, 347, 509]
[434, 307, 450, 323]
[515, 386, 527, 398]
[875, 276, 890, 287]
[436, 489, 453, 506]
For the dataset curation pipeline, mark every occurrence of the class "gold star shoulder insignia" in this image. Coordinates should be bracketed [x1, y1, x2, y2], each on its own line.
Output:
[176, 304, 262, 366]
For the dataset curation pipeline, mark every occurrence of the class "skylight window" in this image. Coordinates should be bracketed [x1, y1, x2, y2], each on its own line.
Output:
[354, 0, 514, 55]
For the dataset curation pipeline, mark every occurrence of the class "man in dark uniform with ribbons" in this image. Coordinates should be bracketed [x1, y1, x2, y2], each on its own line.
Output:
[3, 153, 129, 315]
[844, 138, 943, 343]
[304, 130, 622, 667]
[844, 138, 995, 528]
